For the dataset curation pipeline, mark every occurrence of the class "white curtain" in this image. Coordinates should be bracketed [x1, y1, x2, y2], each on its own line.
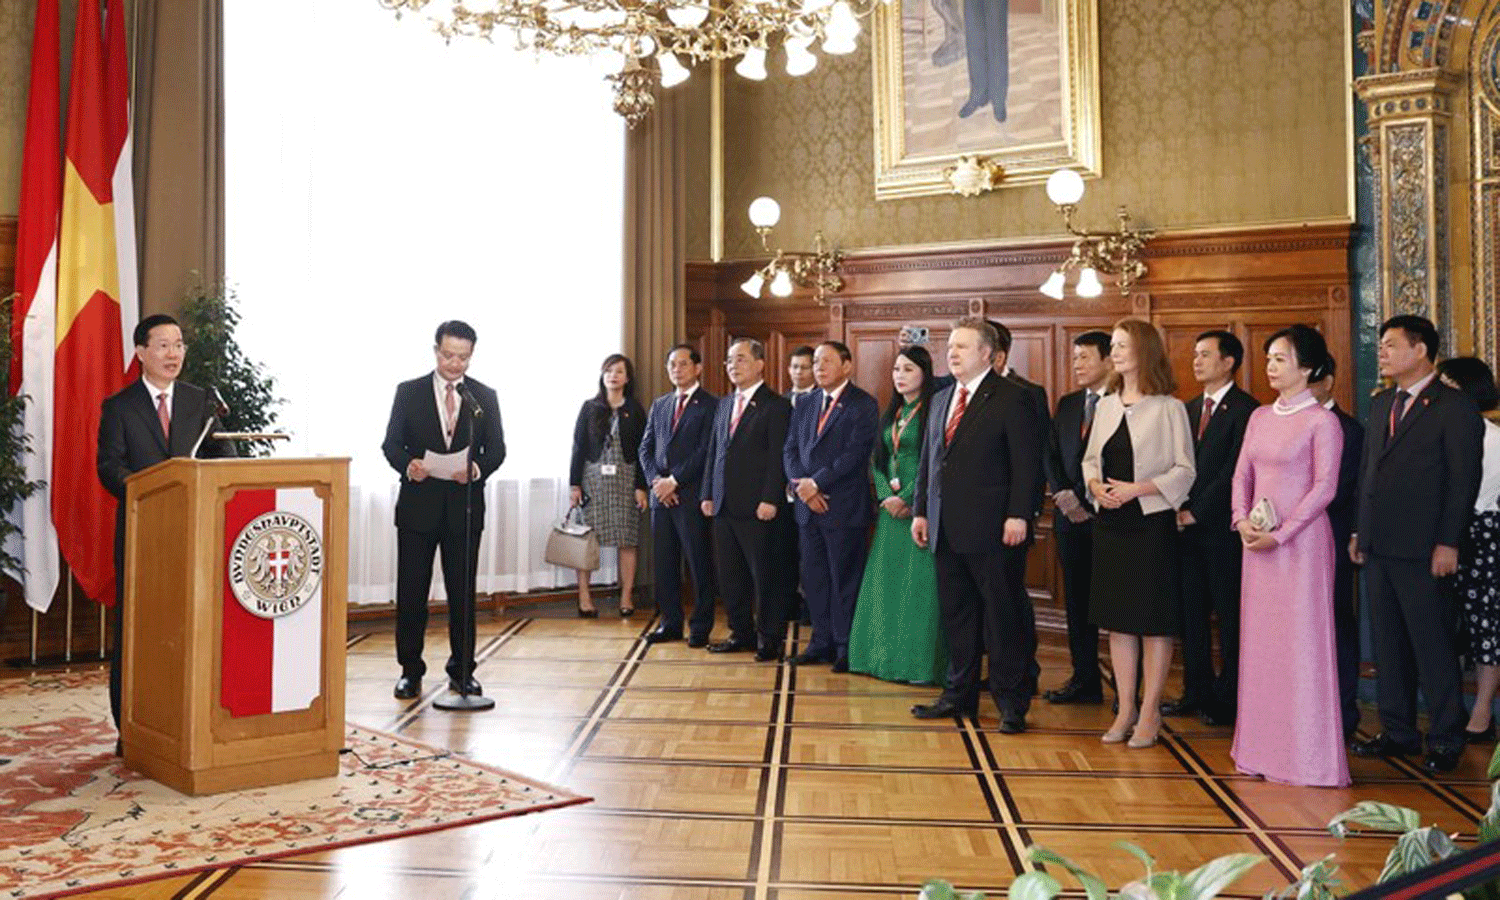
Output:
[224, 1, 626, 604]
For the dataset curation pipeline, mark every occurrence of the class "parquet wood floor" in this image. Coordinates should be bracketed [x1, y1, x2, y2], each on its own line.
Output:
[57, 607, 1497, 899]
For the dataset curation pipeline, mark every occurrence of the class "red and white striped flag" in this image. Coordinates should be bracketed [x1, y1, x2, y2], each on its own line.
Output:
[53, 0, 138, 605]
[221, 488, 326, 717]
[6, 0, 62, 613]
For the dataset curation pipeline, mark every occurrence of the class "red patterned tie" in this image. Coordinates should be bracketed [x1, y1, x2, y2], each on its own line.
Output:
[1196, 395, 1215, 441]
[729, 392, 746, 437]
[671, 392, 689, 432]
[156, 392, 170, 441]
[944, 386, 968, 445]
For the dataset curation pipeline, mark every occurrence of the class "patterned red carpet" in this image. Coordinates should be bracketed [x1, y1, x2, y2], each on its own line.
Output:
[0, 671, 588, 899]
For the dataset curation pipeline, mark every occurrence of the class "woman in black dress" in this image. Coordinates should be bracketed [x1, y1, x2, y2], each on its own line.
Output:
[1082, 320, 1197, 748]
[569, 354, 649, 617]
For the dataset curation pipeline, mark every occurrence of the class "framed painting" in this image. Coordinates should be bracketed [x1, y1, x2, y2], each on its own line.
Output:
[872, 0, 1101, 199]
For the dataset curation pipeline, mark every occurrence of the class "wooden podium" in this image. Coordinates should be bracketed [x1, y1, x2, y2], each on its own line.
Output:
[120, 457, 350, 795]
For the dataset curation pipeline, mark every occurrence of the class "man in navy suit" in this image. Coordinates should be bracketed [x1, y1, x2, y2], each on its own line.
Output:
[98, 314, 236, 739]
[1352, 315, 1484, 773]
[640, 344, 719, 646]
[1311, 361, 1365, 739]
[783, 340, 879, 671]
[911, 317, 1041, 733]
[702, 339, 792, 660]
[382, 320, 506, 700]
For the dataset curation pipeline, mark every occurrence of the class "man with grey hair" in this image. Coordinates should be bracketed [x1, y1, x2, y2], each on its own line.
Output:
[701, 339, 792, 659]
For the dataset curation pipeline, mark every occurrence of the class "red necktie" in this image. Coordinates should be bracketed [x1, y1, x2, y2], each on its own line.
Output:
[1196, 395, 1215, 441]
[1388, 389, 1411, 438]
[944, 386, 969, 445]
[729, 392, 746, 437]
[671, 392, 689, 432]
[156, 392, 170, 441]
[816, 393, 835, 435]
[444, 382, 458, 443]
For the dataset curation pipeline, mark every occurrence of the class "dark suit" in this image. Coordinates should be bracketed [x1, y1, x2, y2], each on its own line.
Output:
[1004, 370, 1051, 626]
[1043, 388, 1101, 692]
[783, 382, 879, 660]
[1356, 378, 1484, 752]
[640, 385, 719, 638]
[1327, 401, 1365, 738]
[960, 0, 1009, 122]
[98, 378, 235, 728]
[381, 374, 506, 684]
[777, 389, 814, 622]
[914, 371, 1042, 714]
[703, 384, 792, 648]
[1178, 384, 1256, 719]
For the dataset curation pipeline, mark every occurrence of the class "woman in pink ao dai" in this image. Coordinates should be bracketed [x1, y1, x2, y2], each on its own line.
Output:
[1230, 325, 1350, 787]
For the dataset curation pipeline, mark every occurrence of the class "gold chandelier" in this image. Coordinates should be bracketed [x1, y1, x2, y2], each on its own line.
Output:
[378, 0, 885, 127]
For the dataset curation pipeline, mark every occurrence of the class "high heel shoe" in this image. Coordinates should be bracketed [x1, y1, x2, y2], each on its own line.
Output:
[619, 603, 635, 618]
[1102, 714, 1139, 744]
[577, 605, 599, 619]
[1127, 720, 1161, 749]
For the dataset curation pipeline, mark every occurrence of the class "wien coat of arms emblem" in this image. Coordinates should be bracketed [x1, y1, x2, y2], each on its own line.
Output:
[228, 511, 325, 618]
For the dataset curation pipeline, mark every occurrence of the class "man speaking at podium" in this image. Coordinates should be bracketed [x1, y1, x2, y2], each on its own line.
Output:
[98, 313, 237, 744]
[382, 320, 506, 702]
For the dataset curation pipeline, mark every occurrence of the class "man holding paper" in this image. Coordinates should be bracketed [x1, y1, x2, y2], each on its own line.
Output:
[382, 320, 506, 700]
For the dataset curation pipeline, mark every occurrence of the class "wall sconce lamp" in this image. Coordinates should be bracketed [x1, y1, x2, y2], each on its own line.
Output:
[1038, 169, 1155, 299]
[740, 196, 845, 304]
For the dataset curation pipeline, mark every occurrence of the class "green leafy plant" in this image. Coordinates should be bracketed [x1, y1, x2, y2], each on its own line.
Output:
[176, 278, 283, 456]
[0, 294, 46, 579]
[920, 879, 986, 900]
[1009, 842, 1264, 900]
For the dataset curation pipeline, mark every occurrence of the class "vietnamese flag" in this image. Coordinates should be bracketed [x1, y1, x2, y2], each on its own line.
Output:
[53, 0, 138, 605]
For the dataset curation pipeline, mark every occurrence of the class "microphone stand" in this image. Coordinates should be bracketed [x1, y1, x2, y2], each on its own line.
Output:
[434, 389, 494, 712]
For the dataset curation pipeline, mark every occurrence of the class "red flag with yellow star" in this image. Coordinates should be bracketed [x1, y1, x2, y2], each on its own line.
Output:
[53, 0, 137, 604]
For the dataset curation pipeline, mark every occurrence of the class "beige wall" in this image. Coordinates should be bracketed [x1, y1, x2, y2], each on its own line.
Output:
[711, 0, 1352, 260]
[0, 0, 83, 217]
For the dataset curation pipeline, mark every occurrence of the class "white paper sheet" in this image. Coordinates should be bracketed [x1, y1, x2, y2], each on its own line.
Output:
[422, 449, 469, 481]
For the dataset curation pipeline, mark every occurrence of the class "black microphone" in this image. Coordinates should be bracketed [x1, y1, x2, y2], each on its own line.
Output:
[457, 384, 483, 418]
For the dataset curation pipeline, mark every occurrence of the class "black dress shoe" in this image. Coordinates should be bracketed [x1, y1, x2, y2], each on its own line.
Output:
[393, 675, 421, 699]
[754, 647, 783, 663]
[448, 677, 483, 695]
[832, 655, 849, 674]
[687, 634, 710, 649]
[1351, 733, 1422, 758]
[910, 698, 976, 719]
[998, 713, 1027, 735]
[644, 628, 683, 644]
[708, 638, 755, 653]
[1200, 708, 1236, 728]
[791, 650, 832, 665]
[1160, 696, 1204, 717]
[1044, 680, 1103, 705]
[1424, 746, 1463, 773]
[1466, 723, 1496, 744]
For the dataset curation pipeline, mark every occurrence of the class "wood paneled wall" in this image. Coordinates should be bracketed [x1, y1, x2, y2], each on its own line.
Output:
[687, 222, 1355, 623]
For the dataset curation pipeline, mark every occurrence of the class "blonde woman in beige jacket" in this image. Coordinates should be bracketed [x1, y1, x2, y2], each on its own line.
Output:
[1082, 319, 1197, 749]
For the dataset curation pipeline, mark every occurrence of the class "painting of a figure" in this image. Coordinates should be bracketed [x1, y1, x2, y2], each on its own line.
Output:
[874, 0, 1097, 198]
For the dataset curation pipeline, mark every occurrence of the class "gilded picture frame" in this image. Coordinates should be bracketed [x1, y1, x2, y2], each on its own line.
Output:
[872, 0, 1101, 199]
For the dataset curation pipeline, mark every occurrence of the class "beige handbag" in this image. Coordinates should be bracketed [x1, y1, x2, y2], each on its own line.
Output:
[545, 505, 600, 571]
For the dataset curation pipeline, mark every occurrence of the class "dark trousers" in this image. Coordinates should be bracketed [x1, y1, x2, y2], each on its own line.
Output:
[1055, 519, 1101, 690]
[933, 533, 1038, 715]
[799, 524, 868, 659]
[1332, 552, 1361, 738]
[1364, 553, 1465, 752]
[396, 525, 481, 683]
[775, 499, 803, 621]
[652, 502, 716, 638]
[1178, 526, 1243, 717]
[961, 0, 1009, 116]
[713, 516, 785, 648]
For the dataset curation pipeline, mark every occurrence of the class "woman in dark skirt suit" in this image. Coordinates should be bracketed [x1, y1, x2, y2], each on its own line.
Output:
[570, 354, 649, 617]
[1082, 319, 1196, 749]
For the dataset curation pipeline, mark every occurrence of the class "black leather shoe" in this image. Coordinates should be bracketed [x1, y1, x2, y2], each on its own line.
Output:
[910, 699, 976, 719]
[1466, 723, 1496, 744]
[791, 650, 833, 665]
[393, 675, 421, 699]
[1044, 680, 1103, 705]
[1424, 746, 1463, 773]
[755, 647, 783, 662]
[448, 677, 483, 695]
[687, 634, 710, 648]
[1160, 696, 1204, 717]
[1200, 708, 1236, 728]
[832, 655, 849, 674]
[998, 713, 1027, 735]
[708, 638, 755, 653]
[644, 628, 683, 645]
[1351, 733, 1422, 758]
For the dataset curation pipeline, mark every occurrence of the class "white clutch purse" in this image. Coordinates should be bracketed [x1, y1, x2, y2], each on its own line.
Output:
[1247, 497, 1280, 532]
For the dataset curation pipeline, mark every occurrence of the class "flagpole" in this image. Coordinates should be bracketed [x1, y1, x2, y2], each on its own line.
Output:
[63, 576, 73, 663]
[29, 610, 38, 665]
[99, 601, 106, 659]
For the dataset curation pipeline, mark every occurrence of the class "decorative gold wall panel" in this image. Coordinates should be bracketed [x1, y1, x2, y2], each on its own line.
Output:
[0, 0, 33, 216]
[717, 0, 1351, 260]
